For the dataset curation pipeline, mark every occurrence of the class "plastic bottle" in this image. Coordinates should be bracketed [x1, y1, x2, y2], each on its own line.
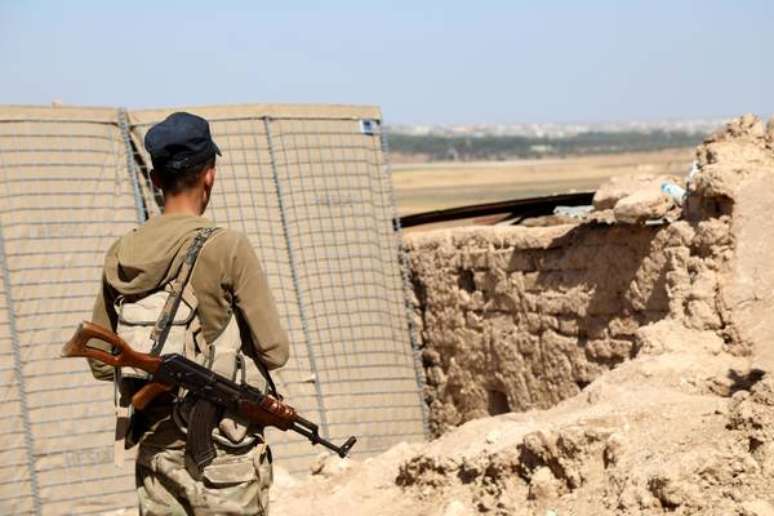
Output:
[660, 182, 687, 205]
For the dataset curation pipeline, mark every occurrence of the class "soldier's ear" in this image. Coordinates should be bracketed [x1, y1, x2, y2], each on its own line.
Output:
[203, 167, 216, 190]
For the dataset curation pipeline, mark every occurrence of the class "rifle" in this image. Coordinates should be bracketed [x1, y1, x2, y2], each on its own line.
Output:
[62, 321, 356, 467]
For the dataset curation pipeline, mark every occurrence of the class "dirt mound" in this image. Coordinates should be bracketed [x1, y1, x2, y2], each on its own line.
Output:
[272, 115, 774, 516]
[274, 325, 759, 515]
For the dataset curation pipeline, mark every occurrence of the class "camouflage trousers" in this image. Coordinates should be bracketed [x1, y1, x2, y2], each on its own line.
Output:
[135, 441, 272, 516]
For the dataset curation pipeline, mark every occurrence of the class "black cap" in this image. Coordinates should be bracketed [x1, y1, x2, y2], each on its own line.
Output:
[145, 112, 221, 173]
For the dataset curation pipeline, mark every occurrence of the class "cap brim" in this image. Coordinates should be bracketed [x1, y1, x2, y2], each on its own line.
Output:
[213, 141, 222, 156]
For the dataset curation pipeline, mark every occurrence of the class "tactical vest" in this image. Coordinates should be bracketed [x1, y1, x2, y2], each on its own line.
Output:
[112, 227, 266, 463]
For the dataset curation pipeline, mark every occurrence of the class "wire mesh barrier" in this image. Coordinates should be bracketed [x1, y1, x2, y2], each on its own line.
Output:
[0, 106, 144, 514]
[0, 104, 427, 514]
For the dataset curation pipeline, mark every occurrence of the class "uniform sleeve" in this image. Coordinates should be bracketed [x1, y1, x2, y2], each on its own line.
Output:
[86, 275, 119, 381]
[230, 235, 290, 370]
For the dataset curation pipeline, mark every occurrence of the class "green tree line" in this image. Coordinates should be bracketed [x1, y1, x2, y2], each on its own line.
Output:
[388, 130, 705, 161]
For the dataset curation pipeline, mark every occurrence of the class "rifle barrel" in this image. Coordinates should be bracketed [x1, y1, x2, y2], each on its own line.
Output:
[291, 420, 357, 457]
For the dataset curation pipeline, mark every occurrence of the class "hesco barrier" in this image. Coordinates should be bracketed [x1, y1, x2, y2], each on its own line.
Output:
[0, 104, 427, 515]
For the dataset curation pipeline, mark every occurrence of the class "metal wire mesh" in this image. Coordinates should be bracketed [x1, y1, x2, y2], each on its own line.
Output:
[0, 107, 142, 514]
[0, 104, 427, 514]
[266, 117, 425, 455]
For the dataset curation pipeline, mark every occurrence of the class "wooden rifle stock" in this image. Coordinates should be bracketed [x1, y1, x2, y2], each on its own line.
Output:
[62, 321, 162, 372]
[62, 321, 171, 409]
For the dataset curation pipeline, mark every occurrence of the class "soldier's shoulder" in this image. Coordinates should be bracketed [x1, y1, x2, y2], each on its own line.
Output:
[204, 228, 252, 256]
[210, 227, 248, 244]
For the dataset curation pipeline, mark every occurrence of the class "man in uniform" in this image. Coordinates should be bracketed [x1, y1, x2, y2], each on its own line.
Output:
[87, 112, 290, 515]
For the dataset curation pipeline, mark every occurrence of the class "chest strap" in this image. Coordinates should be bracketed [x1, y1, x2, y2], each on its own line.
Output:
[149, 227, 216, 356]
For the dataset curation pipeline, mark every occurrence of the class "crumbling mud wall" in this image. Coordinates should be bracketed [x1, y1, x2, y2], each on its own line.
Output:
[406, 224, 673, 436]
[405, 116, 774, 438]
[690, 115, 774, 371]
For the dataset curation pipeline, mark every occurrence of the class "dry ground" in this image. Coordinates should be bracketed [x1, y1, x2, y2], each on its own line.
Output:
[272, 323, 750, 516]
[392, 148, 695, 216]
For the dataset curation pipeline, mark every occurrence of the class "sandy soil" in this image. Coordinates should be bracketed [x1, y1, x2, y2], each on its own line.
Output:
[271, 322, 755, 516]
[393, 148, 694, 215]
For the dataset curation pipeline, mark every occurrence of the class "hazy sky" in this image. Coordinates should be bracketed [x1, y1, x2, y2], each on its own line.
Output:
[1, 1, 772, 124]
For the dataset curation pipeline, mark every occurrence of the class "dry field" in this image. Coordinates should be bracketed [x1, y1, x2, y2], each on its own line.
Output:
[392, 147, 695, 216]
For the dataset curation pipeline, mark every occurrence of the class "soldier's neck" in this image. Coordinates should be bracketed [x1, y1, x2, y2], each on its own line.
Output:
[162, 191, 205, 216]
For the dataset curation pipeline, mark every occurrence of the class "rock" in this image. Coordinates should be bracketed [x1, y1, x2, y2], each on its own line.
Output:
[310, 452, 353, 477]
[724, 113, 766, 139]
[422, 348, 441, 366]
[728, 377, 774, 458]
[272, 465, 298, 490]
[593, 174, 677, 211]
[741, 499, 774, 516]
[613, 189, 674, 224]
[528, 467, 560, 500]
[440, 500, 474, 516]
[485, 430, 501, 444]
[647, 474, 698, 510]
[604, 433, 625, 467]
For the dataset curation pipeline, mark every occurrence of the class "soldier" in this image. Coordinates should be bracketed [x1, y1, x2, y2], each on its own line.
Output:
[87, 112, 290, 515]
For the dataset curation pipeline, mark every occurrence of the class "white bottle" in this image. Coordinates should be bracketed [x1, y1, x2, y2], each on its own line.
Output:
[661, 182, 687, 206]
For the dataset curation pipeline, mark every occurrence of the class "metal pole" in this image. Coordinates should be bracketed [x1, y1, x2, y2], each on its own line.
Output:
[117, 108, 146, 224]
[0, 221, 43, 515]
[379, 122, 431, 437]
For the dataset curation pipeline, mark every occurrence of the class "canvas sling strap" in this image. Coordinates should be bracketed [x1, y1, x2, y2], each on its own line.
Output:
[149, 226, 217, 356]
[114, 226, 216, 465]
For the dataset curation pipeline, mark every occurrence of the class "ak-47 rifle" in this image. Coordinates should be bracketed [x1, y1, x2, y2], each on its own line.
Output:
[62, 321, 356, 467]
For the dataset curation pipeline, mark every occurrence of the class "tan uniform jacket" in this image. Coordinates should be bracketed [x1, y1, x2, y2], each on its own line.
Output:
[88, 213, 290, 380]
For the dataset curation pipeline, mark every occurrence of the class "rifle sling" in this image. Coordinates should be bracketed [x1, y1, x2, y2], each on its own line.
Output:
[149, 227, 215, 356]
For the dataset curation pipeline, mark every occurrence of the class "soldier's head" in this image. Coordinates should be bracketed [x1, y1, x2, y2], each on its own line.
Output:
[145, 112, 221, 215]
